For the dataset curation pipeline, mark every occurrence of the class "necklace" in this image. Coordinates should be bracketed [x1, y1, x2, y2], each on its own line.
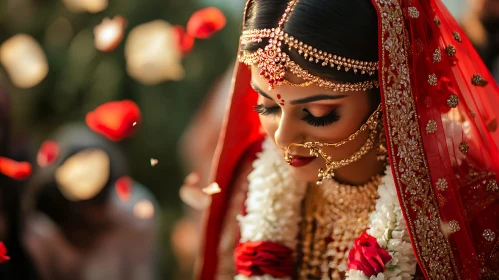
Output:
[297, 175, 381, 279]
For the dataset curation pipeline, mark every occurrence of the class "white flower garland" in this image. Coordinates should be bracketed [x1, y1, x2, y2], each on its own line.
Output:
[345, 166, 417, 280]
[237, 138, 307, 250]
[236, 138, 417, 280]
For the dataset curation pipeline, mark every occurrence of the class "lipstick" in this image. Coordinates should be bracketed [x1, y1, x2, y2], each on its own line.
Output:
[288, 155, 316, 167]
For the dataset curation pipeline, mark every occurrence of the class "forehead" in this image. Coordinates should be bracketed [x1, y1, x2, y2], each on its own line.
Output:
[249, 65, 350, 99]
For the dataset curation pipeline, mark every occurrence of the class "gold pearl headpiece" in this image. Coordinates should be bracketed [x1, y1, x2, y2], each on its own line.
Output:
[238, 0, 379, 91]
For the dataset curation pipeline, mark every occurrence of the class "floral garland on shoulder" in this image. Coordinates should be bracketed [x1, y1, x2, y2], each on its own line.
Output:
[234, 138, 418, 280]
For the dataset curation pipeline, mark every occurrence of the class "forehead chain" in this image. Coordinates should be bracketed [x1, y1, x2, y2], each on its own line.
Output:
[238, 0, 379, 91]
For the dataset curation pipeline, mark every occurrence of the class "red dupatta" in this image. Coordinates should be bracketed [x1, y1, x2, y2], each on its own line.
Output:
[198, 0, 499, 279]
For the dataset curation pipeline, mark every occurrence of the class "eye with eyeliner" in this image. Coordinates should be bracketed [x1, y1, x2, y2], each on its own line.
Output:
[253, 104, 280, 116]
[254, 104, 340, 127]
[301, 108, 340, 127]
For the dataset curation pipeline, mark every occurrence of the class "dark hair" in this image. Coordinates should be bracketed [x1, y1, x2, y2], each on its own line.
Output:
[242, 0, 381, 107]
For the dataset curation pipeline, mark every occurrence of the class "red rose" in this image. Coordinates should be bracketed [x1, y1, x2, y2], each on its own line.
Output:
[0, 157, 32, 180]
[0, 242, 10, 263]
[187, 7, 226, 39]
[348, 232, 392, 277]
[234, 241, 294, 278]
[85, 100, 141, 141]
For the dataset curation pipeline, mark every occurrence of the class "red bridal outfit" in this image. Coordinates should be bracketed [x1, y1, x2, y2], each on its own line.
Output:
[197, 0, 499, 279]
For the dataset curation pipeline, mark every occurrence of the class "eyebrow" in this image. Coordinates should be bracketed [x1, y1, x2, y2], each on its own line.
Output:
[250, 82, 347, 105]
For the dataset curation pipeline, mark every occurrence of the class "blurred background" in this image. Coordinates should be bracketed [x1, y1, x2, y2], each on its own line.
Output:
[0, 0, 495, 279]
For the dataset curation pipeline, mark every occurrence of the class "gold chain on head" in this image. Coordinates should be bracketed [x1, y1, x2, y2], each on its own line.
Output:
[238, 0, 379, 91]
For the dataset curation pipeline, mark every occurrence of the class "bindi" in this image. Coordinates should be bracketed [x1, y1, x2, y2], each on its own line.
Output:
[277, 94, 285, 106]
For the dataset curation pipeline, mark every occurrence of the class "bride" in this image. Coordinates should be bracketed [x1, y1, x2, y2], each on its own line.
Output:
[185, 0, 499, 279]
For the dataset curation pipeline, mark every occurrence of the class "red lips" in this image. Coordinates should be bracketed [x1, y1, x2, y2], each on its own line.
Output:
[288, 155, 316, 167]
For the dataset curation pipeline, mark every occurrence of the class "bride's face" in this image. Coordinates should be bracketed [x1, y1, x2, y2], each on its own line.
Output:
[251, 66, 374, 183]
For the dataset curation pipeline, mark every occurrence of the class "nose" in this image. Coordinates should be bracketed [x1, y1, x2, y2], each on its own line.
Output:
[274, 112, 301, 150]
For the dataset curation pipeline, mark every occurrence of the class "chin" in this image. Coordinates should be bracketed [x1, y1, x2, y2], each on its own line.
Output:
[288, 164, 321, 183]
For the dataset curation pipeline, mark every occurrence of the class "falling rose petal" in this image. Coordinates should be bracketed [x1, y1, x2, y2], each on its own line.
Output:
[0, 34, 49, 89]
[115, 176, 132, 202]
[133, 200, 154, 219]
[85, 100, 141, 141]
[150, 158, 158, 166]
[94, 15, 127, 52]
[37, 140, 60, 167]
[187, 7, 226, 39]
[55, 149, 110, 202]
[0, 157, 32, 180]
[172, 25, 195, 56]
[0, 242, 10, 263]
[202, 182, 221, 195]
[125, 20, 185, 84]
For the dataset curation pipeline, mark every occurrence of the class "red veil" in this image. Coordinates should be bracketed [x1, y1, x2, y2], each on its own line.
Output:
[197, 0, 499, 279]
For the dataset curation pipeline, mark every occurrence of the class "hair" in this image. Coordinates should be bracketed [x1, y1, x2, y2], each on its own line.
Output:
[242, 0, 381, 108]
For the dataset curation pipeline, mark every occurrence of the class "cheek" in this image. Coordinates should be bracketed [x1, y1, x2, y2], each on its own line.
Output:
[259, 115, 276, 140]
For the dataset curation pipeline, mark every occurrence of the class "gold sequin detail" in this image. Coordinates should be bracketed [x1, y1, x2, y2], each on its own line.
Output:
[433, 48, 442, 63]
[445, 45, 456, 57]
[428, 74, 438, 86]
[472, 74, 489, 87]
[436, 178, 448, 191]
[426, 120, 437, 134]
[459, 142, 469, 154]
[298, 176, 380, 279]
[449, 220, 460, 233]
[452, 31, 462, 43]
[408, 7, 419, 18]
[484, 229, 496, 242]
[434, 17, 441, 25]
[374, 0, 458, 277]
[447, 94, 458, 108]
[487, 180, 499, 192]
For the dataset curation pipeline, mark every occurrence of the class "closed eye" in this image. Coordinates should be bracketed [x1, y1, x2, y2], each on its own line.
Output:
[253, 104, 281, 116]
[301, 108, 340, 127]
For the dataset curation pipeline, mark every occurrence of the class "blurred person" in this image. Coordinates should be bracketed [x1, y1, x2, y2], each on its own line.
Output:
[0, 87, 40, 280]
[461, 0, 499, 80]
[24, 123, 157, 280]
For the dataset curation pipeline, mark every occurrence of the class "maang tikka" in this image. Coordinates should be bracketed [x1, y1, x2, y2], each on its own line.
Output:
[284, 105, 384, 185]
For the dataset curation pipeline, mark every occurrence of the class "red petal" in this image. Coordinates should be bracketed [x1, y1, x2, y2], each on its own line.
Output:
[115, 176, 132, 202]
[0, 242, 10, 263]
[37, 140, 60, 167]
[187, 7, 226, 39]
[173, 25, 195, 56]
[85, 100, 141, 141]
[0, 157, 32, 180]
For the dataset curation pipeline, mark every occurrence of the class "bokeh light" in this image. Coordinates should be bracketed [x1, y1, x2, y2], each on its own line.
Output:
[0, 34, 49, 89]
[124, 20, 185, 85]
[55, 149, 110, 202]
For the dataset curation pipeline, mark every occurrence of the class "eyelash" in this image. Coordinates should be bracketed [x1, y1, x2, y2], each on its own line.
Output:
[253, 104, 280, 116]
[253, 104, 340, 127]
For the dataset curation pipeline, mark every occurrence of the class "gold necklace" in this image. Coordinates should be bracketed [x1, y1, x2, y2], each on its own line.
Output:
[297, 175, 381, 279]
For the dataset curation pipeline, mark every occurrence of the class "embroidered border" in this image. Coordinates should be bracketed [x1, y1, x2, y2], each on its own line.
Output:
[372, 0, 459, 278]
